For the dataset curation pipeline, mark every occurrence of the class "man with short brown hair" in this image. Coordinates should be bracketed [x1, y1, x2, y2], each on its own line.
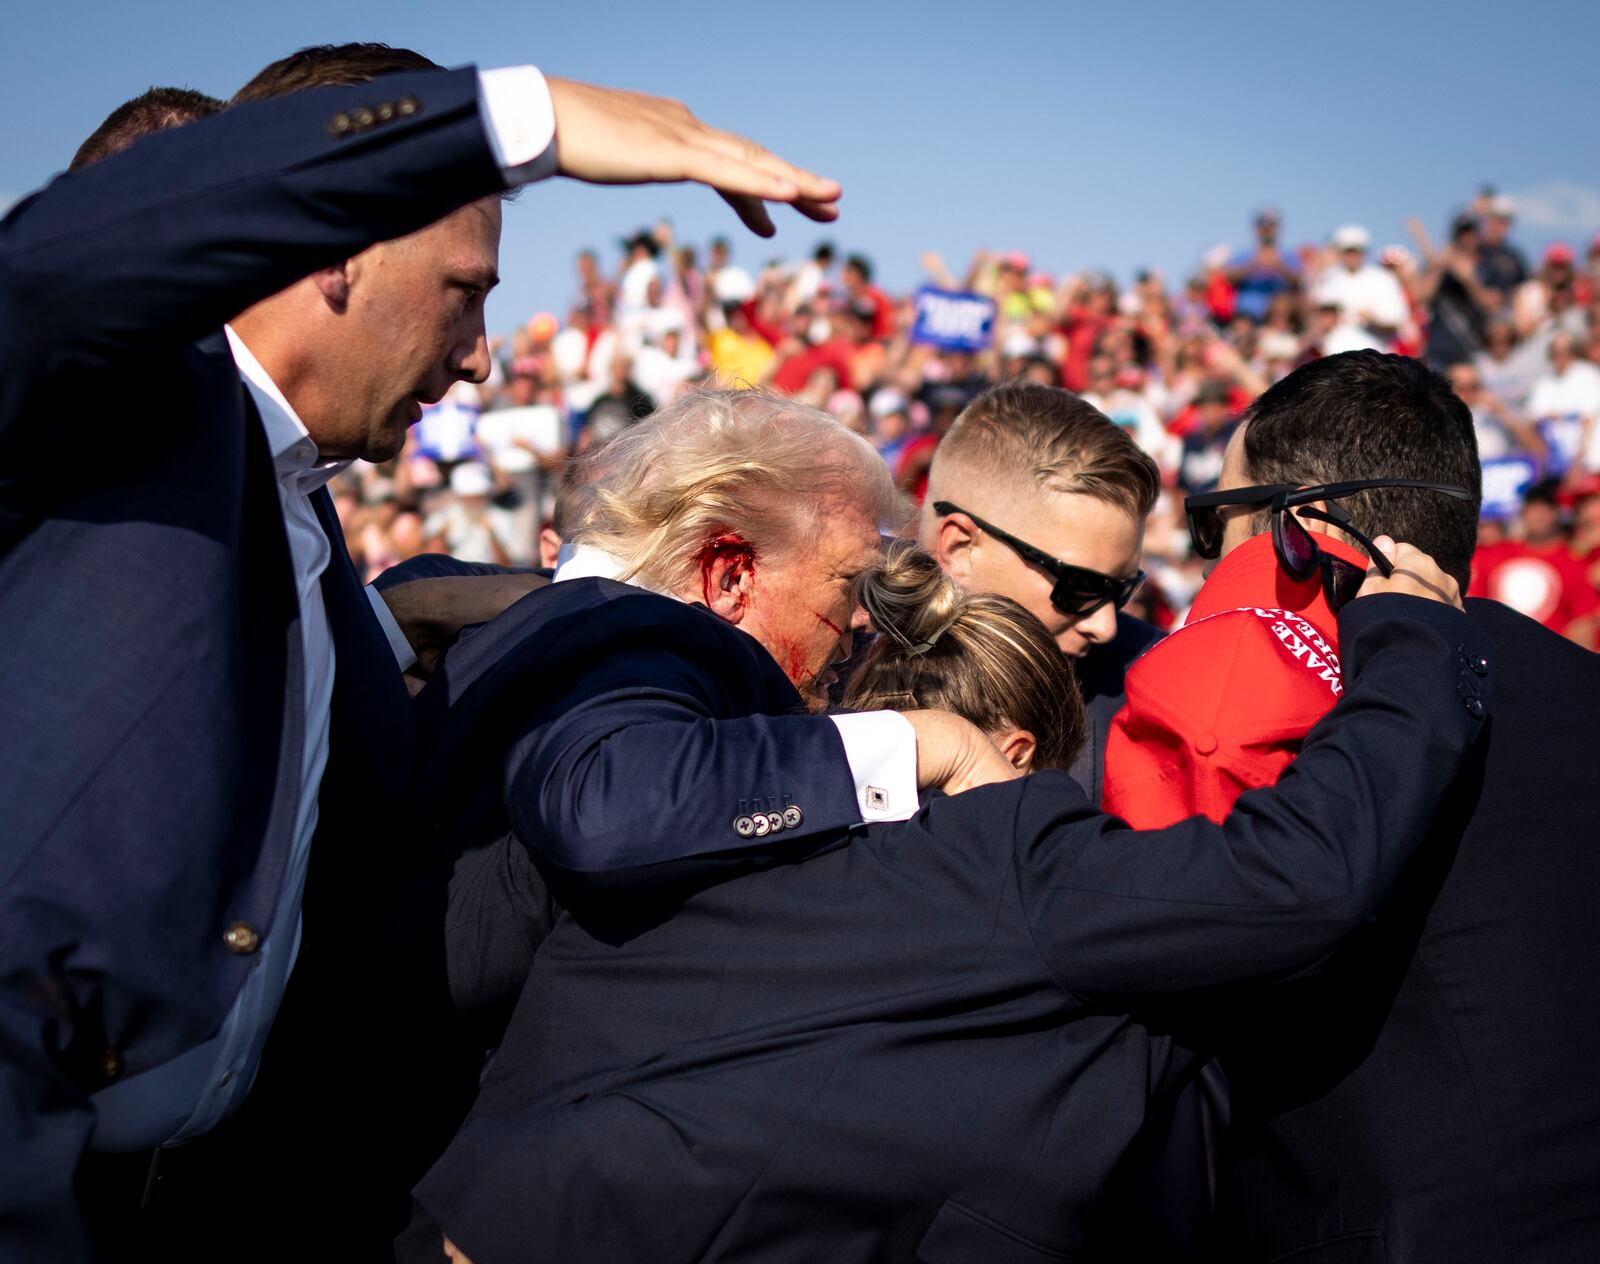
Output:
[919, 380, 1163, 801]
[69, 86, 223, 171]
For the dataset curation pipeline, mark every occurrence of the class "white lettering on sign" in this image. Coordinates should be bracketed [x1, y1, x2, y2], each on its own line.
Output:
[915, 290, 994, 342]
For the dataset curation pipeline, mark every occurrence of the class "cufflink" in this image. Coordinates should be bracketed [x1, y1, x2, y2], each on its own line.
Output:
[865, 786, 890, 813]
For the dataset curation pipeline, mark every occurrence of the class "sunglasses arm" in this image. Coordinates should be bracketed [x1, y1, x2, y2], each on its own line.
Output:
[1294, 505, 1395, 577]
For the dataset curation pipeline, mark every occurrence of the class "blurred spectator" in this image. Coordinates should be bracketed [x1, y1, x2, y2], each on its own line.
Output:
[790, 241, 835, 307]
[842, 253, 895, 341]
[1476, 195, 1528, 304]
[1413, 213, 1493, 369]
[1469, 480, 1600, 648]
[1446, 362, 1544, 462]
[1176, 380, 1238, 493]
[423, 462, 517, 565]
[1526, 332, 1600, 476]
[1227, 208, 1299, 324]
[1311, 225, 1409, 350]
[616, 230, 662, 316]
[583, 353, 655, 451]
[1474, 318, 1535, 414]
[707, 235, 755, 305]
[476, 373, 565, 562]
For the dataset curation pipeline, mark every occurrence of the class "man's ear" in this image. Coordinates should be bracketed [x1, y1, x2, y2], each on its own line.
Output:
[310, 261, 354, 312]
[934, 512, 978, 584]
[1292, 499, 1335, 537]
[697, 534, 757, 625]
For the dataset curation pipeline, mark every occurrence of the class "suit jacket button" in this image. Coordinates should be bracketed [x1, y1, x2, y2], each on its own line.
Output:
[223, 922, 261, 955]
[1463, 695, 1484, 718]
[1471, 654, 1489, 676]
[396, 96, 420, 117]
[376, 101, 395, 122]
[101, 1048, 123, 1080]
[782, 805, 803, 829]
[328, 112, 352, 136]
[752, 813, 772, 837]
[733, 815, 756, 839]
[765, 811, 785, 835]
[350, 106, 375, 130]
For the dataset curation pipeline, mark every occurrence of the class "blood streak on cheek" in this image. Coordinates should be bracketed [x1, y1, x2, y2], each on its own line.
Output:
[813, 612, 845, 637]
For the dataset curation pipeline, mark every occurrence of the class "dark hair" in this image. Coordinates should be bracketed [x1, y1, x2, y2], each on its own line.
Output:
[843, 544, 1084, 771]
[814, 241, 836, 263]
[231, 43, 442, 103]
[70, 86, 223, 171]
[1241, 350, 1482, 590]
[845, 253, 874, 282]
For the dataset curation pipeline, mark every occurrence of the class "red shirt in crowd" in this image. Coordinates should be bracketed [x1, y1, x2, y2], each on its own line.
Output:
[1058, 306, 1113, 393]
[769, 336, 856, 395]
[855, 283, 896, 341]
[1103, 531, 1365, 828]
[1468, 539, 1600, 639]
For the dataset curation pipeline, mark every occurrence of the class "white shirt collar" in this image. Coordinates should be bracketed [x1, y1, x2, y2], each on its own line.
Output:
[553, 543, 676, 598]
[224, 325, 350, 487]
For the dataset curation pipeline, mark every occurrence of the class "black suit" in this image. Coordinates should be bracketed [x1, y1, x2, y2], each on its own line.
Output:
[0, 68, 506, 1260]
[1220, 599, 1600, 1263]
[1070, 610, 1163, 805]
[400, 580, 1491, 1263]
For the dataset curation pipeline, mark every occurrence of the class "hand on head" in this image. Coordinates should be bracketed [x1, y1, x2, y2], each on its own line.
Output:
[1356, 537, 1462, 609]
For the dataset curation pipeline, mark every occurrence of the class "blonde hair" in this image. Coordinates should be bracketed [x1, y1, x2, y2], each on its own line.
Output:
[930, 381, 1160, 517]
[565, 388, 908, 592]
[843, 543, 1085, 771]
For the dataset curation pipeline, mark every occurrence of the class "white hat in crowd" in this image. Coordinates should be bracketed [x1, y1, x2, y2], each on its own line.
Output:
[449, 461, 494, 498]
[1331, 225, 1371, 252]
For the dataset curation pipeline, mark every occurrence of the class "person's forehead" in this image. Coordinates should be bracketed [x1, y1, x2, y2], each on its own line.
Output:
[1006, 485, 1144, 573]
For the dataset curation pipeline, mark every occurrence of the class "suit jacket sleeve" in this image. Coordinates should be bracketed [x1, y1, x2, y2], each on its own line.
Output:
[1013, 596, 1491, 998]
[0, 67, 502, 464]
[501, 616, 863, 892]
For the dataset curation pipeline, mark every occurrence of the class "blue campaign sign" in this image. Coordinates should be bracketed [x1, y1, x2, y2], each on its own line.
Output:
[910, 287, 997, 352]
[1480, 456, 1539, 519]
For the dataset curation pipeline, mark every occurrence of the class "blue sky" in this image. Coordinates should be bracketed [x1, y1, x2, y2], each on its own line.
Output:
[4, 0, 1597, 334]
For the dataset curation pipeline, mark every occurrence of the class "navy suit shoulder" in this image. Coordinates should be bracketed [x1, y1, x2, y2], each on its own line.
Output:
[417, 577, 863, 894]
[1225, 598, 1600, 1263]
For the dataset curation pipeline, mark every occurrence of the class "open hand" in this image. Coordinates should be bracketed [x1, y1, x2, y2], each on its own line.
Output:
[546, 77, 841, 237]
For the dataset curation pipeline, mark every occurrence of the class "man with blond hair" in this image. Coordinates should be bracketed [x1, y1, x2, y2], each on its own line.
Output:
[918, 381, 1162, 801]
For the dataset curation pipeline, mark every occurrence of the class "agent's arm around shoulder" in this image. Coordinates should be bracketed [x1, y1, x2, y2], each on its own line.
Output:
[1015, 541, 1493, 997]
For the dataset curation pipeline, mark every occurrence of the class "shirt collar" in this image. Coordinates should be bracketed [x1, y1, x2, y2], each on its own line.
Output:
[224, 325, 350, 488]
[553, 543, 676, 598]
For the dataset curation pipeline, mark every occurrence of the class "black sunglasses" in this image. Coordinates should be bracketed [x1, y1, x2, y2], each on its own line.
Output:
[931, 501, 1145, 618]
[1184, 479, 1475, 613]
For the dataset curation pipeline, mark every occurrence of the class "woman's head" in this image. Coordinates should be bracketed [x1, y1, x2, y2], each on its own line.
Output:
[843, 544, 1085, 773]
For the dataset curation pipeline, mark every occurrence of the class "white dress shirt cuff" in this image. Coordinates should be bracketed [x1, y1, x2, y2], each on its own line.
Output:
[477, 66, 559, 185]
[828, 711, 919, 823]
[365, 585, 418, 672]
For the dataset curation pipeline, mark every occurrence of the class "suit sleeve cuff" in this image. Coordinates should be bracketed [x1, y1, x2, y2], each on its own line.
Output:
[365, 585, 418, 672]
[477, 66, 559, 185]
[828, 711, 918, 823]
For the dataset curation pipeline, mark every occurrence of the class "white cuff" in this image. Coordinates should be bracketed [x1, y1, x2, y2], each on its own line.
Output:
[828, 711, 919, 823]
[477, 65, 559, 185]
[365, 585, 418, 673]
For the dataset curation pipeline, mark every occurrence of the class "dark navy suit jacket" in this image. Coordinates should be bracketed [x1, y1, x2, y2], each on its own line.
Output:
[0, 68, 509, 1259]
[401, 580, 1491, 1263]
[1221, 600, 1600, 1264]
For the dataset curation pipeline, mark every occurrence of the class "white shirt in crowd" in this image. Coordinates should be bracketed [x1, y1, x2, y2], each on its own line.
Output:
[88, 63, 561, 1154]
[1312, 262, 1409, 340]
[477, 402, 564, 475]
[1528, 358, 1600, 472]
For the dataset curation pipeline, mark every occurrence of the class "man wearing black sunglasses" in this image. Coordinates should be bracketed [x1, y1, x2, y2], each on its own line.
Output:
[918, 381, 1163, 804]
[1107, 350, 1600, 1263]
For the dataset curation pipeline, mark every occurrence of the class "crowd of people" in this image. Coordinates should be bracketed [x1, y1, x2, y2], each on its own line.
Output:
[333, 192, 1600, 647]
[6, 37, 1600, 1264]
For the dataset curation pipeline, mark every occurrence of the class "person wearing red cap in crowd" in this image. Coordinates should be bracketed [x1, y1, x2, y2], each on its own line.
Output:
[1468, 478, 1600, 649]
